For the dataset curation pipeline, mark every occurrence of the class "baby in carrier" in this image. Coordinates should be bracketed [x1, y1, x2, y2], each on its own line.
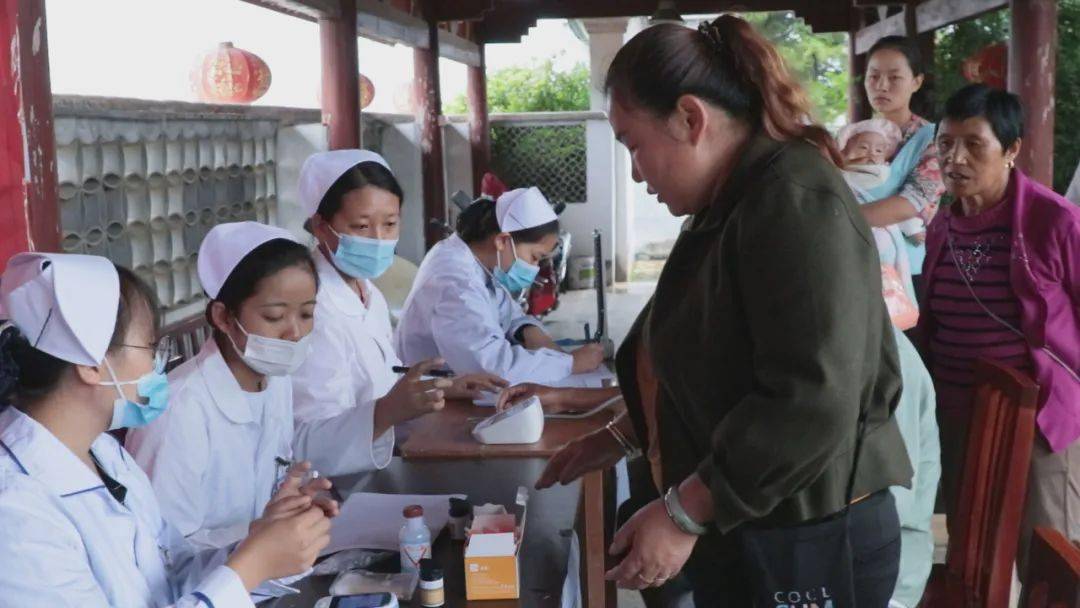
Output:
[837, 118, 927, 245]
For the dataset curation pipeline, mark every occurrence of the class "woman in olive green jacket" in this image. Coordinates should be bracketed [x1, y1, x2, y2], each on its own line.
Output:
[538, 15, 913, 606]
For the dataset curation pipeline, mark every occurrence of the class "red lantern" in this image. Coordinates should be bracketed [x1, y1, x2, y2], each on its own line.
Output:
[191, 42, 271, 104]
[359, 73, 375, 110]
[961, 43, 1007, 89]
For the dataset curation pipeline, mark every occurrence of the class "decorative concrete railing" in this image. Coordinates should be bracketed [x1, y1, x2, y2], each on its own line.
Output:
[52, 96, 321, 318]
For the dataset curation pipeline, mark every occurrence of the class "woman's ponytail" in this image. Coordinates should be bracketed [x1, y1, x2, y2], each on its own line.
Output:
[708, 15, 844, 166]
[605, 15, 843, 167]
[455, 197, 501, 244]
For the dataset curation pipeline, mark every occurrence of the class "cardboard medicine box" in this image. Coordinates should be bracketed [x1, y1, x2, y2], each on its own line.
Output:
[464, 489, 528, 600]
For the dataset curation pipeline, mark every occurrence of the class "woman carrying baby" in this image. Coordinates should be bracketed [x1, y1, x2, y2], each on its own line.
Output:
[858, 36, 946, 298]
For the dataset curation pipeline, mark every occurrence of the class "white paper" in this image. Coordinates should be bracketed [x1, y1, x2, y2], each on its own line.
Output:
[546, 367, 616, 389]
[322, 492, 465, 556]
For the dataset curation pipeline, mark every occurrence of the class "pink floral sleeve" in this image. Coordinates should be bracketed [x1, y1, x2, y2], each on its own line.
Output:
[897, 117, 946, 223]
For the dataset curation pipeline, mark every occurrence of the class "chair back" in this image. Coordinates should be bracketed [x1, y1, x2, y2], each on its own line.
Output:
[947, 358, 1040, 607]
[162, 314, 210, 371]
[1020, 527, 1080, 608]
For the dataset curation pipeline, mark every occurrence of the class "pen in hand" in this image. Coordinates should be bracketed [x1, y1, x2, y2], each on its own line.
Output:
[391, 365, 455, 378]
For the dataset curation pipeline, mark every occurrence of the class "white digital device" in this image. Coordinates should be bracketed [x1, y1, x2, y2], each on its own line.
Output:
[471, 396, 545, 445]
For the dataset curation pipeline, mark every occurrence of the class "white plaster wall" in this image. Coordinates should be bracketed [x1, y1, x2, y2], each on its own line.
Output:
[383, 121, 425, 265]
[442, 121, 474, 229]
[275, 123, 326, 244]
[559, 117, 616, 277]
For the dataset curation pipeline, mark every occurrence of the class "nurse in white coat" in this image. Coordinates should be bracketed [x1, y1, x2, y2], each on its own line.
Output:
[291, 150, 505, 475]
[0, 252, 331, 607]
[395, 187, 605, 385]
[127, 221, 334, 550]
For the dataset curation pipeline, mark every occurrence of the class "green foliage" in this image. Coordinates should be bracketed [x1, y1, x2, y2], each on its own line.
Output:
[444, 58, 590, 114]
[739, 11, 851, 127]
[934, 3, 1080, 192]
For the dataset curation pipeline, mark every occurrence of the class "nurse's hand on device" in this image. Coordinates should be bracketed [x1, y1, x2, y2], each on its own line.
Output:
[571, 343, 605, 374]
[446, 372, 509, 400]
[374, 358, 454, 436]
[496, 383, 623, 415]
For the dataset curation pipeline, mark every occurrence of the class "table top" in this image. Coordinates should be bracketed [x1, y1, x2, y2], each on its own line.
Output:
[272, 457, 583, 608]
[399, 399, 615, 460]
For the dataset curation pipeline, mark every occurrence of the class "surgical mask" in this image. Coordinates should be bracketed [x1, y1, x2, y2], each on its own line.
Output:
[492, 238, 539, 296]
[227, 320, 312, 377]
[100, 358, 170, 430]
[327, 227, 397, 279]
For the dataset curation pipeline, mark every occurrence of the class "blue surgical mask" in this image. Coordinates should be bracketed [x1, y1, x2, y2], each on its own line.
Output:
[328, 227, 397, 280]
[100, 358, 170, 430]
[493, 238, 539, 296]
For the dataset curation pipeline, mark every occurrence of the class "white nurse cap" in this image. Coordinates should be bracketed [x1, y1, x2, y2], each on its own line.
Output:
[495, 187, 558, 233]
[197, 221, 300, 299]
[0, 253, 119, 366]
[298, 149, 393, 218]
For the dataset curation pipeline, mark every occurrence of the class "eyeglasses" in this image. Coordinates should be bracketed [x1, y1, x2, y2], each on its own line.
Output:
[117, 335, 178, 373]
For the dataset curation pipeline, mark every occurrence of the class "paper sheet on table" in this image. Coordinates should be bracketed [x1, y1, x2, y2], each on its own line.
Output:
[546, 367, 616, 389]
[321, 492, 465, 556]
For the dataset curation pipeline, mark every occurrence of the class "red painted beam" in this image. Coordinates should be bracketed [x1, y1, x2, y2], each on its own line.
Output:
[414, 16, 446, 249]
[1009, 0, 1057, 187]
[0, 0, 61, 268]
[467, 45, 490, 196]
[319, 0, 361, 150]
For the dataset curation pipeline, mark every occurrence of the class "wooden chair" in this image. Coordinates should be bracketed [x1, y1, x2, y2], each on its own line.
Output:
[1020, 527, 1080, 608]
[161, 314, 210, 371]
[921, 359, 1040, 608]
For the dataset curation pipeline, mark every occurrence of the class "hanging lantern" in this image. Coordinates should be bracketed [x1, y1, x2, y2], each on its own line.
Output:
[190, 42, 271, 104]
[961, 43, 1007, 89]
[359, 73, 375, 110]
[314, 73, 376, 109]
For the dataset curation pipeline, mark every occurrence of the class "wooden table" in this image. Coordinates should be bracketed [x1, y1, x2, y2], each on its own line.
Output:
[272, 458, 583, 608]
[399, 399, 618, 608]
[274, 400, 618, 608]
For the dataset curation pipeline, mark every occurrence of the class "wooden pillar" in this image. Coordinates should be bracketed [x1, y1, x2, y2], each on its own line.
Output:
[848, 29, 871, 122]
[319, 0, 361, 150]
[1009, 0, 1057, 187]
[414, 18, 446, 249]
[467, 44, 490, 197]
[0, 0, 61, 266]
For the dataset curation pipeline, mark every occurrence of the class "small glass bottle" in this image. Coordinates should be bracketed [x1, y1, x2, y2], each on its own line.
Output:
[399, 504, 431, 574]
[448, 498, 472, 541]
[419, 558, 445, 607]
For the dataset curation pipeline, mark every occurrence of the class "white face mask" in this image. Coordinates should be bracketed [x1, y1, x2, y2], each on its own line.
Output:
[226, 320, 311, 377]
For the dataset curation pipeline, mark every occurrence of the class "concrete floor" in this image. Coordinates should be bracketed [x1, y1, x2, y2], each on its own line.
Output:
[541, 283, 656, 349]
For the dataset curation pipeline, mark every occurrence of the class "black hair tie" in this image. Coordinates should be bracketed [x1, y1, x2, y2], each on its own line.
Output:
[698, 21, 725, 54]
[0, 323, 22, 401]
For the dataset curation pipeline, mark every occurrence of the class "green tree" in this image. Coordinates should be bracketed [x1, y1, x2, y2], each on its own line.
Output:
[444, 58, 590, 114]
[934, 2, 1080, 192]
[740, 11, 851, 127]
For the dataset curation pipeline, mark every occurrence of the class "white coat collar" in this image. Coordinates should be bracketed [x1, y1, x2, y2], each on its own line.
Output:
[314, 248, 372, 319]
[0, 406, 125, 497]
[443, 234, 498, 291]
[192, 338, 265, 425]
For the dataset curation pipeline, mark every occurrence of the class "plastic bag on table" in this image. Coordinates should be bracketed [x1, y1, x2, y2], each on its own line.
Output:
[329, 569, 420, 601]
[312, 549, 397, 576]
